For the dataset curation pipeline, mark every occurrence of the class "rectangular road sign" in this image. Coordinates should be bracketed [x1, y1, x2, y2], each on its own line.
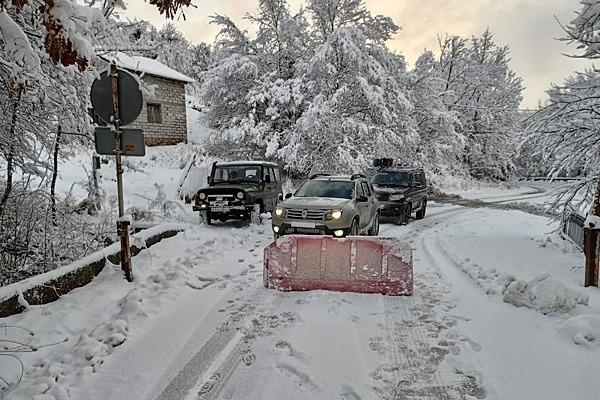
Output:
[94, 127, 145, 157]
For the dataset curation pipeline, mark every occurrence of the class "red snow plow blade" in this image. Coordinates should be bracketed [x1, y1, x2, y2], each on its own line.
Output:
[263, 235, 413, 295]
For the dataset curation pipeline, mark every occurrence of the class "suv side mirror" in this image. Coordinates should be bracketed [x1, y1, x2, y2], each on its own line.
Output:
[357, 195, 369, 202]
[285, 193, 293, 199]
[207, 176, 212, 185]
[412, 181, 421, 187]
[264, 175, 271, 183]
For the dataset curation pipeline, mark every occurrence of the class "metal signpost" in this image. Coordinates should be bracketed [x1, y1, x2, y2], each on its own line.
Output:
[90, 64, 145, 282]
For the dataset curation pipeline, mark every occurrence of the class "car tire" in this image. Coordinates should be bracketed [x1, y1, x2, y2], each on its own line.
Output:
[368, 213, 380, 236]
[403, 204, 412, 225]
[250, 204, 262, 225]
[201, 210, 212, 225]
[348, 218, 359, 236]
[416, 199, 427, 220]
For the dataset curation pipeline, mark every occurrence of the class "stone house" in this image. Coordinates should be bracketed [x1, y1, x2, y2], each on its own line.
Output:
[97, 53, 195, 146]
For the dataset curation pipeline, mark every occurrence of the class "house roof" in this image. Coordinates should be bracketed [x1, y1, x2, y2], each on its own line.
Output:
[100, 52, 195, 83]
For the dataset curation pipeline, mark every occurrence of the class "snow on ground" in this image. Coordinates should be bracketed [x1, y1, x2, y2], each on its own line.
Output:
[2, 144, 600, 400]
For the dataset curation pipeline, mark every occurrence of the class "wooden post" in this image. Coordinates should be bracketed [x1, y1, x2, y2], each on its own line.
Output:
[584, 174, 600, 287]
[584, 228, 599, 287]
[110, 64, 133, 282]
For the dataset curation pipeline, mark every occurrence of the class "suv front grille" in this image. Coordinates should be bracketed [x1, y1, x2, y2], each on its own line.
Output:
[376, 193, 390, 201]
[286, 209, 326, 220]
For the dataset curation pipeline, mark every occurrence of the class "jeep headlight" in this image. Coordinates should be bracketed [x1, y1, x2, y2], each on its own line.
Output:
[274, 207, 285, 217]
[236, 191, 244, 199]
[198, 192, 206, 200]
[325, 210, 342, 220]
[389, 194, 404, 201]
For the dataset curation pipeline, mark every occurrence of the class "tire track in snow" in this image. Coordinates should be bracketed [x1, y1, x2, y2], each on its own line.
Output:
[190, 295, 301, 400]
[417, 235, 489, 399]
[371, 205, 488, 399]
[153, 288, 282, 400]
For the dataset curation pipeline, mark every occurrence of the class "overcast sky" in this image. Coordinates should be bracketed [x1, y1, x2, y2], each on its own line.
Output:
[122, 0, 592, 109]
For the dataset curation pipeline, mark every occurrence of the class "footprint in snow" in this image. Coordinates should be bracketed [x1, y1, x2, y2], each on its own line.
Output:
[276, 362, 319, 392]
[275, 341, 308, 363]
[340, 385, 362, 400]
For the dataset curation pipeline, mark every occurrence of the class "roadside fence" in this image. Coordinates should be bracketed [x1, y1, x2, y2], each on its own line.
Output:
[563, 211, 585, 250]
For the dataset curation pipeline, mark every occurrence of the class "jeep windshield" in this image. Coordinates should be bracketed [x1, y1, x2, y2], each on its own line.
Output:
[212, 165, 262, 184]
[295, 180, 354, 199]
[371, 171, 410, 187]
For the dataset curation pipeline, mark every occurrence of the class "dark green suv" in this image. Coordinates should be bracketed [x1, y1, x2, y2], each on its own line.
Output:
[370, 162, 427, 225]
[193, 161, 283, 224]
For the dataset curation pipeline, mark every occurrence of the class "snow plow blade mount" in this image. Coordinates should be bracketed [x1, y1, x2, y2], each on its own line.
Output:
[263, 235, 413, 295]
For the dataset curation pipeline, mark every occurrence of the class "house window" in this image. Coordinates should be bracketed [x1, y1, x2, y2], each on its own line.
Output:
[147, 103, 162, 124]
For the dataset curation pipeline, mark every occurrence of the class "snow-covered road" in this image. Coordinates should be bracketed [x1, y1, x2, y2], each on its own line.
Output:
[3, 187, 599, 400]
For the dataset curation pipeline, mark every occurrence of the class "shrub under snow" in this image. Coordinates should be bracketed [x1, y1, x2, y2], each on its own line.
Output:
[503, 274, 589, 315]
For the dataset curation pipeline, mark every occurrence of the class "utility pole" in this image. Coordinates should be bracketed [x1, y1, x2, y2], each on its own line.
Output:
[110, 63, 133, 282]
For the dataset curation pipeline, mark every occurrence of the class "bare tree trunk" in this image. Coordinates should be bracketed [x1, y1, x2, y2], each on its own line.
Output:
[0, 93, 20, 218]
[50, 125, 62, 225]
[584, 174, 600, 287]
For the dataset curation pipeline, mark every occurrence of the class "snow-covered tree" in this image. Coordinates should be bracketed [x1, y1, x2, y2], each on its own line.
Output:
[307, 0, 397, 45]
[280, 25, 414, 174]
[563, 0, 600, 59]
[435, 30, 523, 180]
[118, 21, 202, 78]
[0, 0, 194, 285]
[524, 1, 600, 212]
[526, 70, 600, 210]
[201, 0, 310, 160]
[407, 50, 463, 175]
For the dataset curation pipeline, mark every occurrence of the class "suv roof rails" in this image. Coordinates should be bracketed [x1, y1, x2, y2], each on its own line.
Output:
[350, 173, 366, 180]
[309, 173, 331, 179]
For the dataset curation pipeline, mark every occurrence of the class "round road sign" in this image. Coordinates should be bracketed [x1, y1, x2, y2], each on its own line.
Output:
[90, 68, 143, 126]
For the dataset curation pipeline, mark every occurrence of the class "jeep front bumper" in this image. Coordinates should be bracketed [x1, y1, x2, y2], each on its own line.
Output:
[193, 204, 251, 213]
[378, 201, 408, 219]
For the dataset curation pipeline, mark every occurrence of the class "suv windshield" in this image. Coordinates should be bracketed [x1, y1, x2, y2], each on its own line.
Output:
[371, 171, 410, 187]
[295, 180, 355, 199]
[213, 165, 261, 183]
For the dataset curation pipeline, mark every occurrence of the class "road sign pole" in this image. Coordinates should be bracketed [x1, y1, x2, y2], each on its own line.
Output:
[110, 63, 133, 282]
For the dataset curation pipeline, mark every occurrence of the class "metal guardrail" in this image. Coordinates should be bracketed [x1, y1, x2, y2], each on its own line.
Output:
[518, 176, 584, 181]
[563, 212, 585, 249]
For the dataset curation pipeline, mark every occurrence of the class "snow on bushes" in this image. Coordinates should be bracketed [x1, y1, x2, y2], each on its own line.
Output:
[503, 274, 589, 315]
[559, 314, 600, 347]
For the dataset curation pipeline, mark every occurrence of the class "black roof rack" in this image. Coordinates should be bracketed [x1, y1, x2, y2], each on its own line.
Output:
[372, 158, 394, 168]
[309, 173, 331, 179]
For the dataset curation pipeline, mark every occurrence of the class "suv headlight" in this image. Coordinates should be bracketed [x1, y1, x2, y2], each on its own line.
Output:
[236, 191, 245, 199]
[198, 192, 206, 200]
[325, 210, 342, 220]
[274, 207, 285, 217]
[389, 194, 404, 201]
